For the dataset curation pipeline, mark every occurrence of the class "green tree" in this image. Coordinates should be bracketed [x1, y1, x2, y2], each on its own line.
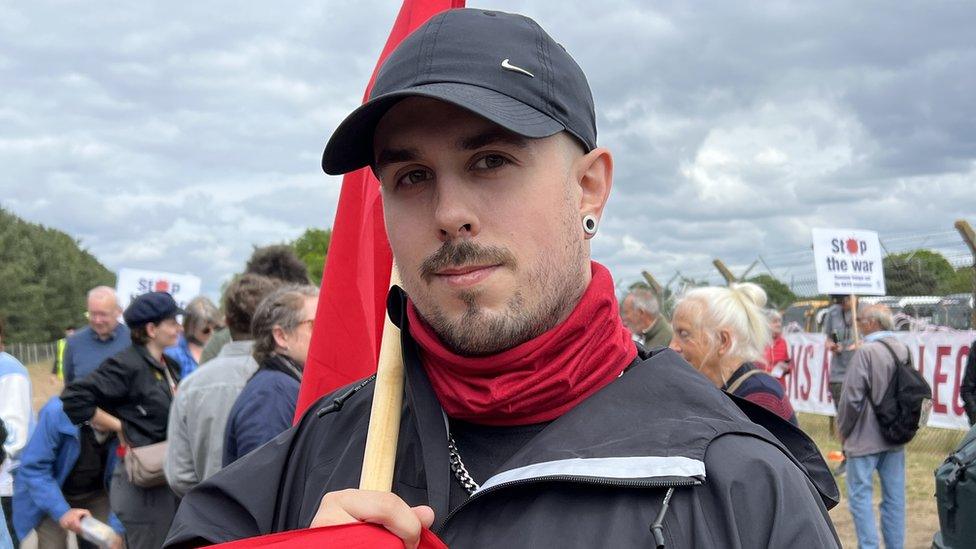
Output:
[943, 266, 973, 294]
[291, 228, 332, 286]
[0, 207, 114, 342]
[882, 249, 958, 295]
[746, 274, 797, 310]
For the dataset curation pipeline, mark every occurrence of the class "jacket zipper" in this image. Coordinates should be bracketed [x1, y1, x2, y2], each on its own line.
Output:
[434, 475, 701, 534]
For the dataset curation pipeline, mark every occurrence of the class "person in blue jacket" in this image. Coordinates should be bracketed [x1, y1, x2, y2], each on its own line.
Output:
[223, 285, 318, 466]
[13, 398, 123, 549]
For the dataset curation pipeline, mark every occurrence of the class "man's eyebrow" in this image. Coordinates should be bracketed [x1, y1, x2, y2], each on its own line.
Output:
[458, 129, 529, 151]
[374, 147, 420, 171]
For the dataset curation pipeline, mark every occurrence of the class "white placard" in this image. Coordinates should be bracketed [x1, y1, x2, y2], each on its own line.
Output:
[784, 331, 974, 431]
[116, 268, 202, 314]
[811, 228, 886, 296]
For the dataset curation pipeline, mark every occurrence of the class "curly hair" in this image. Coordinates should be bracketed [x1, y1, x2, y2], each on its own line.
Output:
[245, 245, 310, 284]
[223, 274, 281, 339]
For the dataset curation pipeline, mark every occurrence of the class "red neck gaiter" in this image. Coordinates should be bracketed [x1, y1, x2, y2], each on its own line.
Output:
[406, 261, 637, 426]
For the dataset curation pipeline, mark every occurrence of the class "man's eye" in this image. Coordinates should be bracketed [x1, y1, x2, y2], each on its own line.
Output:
[472, 154, 508, 170]
[396, 168, 433, 188]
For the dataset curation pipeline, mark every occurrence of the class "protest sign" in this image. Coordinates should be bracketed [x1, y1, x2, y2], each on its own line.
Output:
[812, 228, 886, 296]
[116, 268, 202, 312]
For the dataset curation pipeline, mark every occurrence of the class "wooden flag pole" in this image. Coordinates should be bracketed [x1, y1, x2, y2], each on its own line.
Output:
[359, 266, 405, 492]
[851, 294, 859, 345]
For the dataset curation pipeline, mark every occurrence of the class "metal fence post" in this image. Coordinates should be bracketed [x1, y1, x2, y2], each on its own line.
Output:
[955, 219, 976, 328]
[712, 259, 737, 285]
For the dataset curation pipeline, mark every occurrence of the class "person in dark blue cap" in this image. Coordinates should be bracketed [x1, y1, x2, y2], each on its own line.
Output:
[62, 291, 184, 549]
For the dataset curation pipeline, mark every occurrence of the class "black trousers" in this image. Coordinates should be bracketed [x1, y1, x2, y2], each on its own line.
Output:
[2, 495, 18, 547]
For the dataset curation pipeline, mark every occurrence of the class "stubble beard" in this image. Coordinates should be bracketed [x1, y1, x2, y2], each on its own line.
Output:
[410, 193, 587, 357]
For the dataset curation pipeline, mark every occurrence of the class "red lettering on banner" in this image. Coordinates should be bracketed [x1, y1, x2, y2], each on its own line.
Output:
[954, 345, 971, 417]
[801, 345, 813, 400]
[819, 346, 830, 403]
[933, 346, 952, 414]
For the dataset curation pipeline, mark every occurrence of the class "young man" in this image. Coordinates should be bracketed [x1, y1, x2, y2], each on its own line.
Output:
[837, 304, 907, 549]
[166, 9, 839, 548]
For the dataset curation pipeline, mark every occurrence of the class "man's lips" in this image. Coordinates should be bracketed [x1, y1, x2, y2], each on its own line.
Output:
[433, 264, 500, 287]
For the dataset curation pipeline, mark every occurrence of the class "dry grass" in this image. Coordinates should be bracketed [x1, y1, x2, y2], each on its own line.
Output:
[799, 413, 961, 548]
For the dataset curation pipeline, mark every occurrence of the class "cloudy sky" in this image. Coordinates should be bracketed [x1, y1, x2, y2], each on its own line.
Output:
[2, 0, 974, 298]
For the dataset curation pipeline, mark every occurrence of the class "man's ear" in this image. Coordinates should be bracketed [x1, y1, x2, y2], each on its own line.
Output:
[574, 146, 613, 231]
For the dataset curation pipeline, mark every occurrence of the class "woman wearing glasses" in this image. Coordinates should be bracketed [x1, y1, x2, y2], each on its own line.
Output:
[165, 296, 222, 378]
[222, 285, 318, 466]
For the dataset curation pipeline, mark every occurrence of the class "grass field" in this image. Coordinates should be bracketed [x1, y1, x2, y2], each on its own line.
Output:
[22, 361, 964, 548]
[800, 413, 962, 548]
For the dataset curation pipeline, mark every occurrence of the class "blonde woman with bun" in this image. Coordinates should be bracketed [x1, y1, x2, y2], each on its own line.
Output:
[670, 283, 798, 425]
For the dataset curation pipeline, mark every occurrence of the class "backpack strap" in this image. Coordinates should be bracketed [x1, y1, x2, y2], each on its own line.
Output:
[870, 339, 904, 407]
[725, 368, 766, 394]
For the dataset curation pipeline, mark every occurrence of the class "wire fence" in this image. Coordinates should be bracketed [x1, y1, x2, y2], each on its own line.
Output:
[640, 222, 976, 333]
[4, 341, 57, 366]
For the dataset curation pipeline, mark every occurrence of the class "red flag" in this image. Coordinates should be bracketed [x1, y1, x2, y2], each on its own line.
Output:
[296, 0, 465, 419]
[211, 523, 448, 549]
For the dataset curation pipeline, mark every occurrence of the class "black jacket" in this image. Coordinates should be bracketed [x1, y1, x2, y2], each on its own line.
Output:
[62, 345, 180, 448]
[963, 340, 976, 426]
[166, 290, 839, 548]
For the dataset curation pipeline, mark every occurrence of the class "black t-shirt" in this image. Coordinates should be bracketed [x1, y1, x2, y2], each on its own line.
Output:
[447, 419, 549, 511]
[62, 425, 111, 497]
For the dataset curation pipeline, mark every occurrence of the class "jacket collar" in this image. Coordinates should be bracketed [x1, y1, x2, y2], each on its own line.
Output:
[133, 344, 180, 380]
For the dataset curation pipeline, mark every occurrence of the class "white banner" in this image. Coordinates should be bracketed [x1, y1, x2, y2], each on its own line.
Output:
[811, 228, 886, 296]
[784, 331, 975, 430]
[116, 268, 202, 313]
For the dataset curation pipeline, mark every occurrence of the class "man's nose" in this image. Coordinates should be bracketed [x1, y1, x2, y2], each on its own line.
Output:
[433, 179, 480, 241]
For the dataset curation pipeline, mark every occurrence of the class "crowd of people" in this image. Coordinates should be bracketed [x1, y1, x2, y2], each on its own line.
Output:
[1, 247, 972, 549]
[0, 246, 321, 548]
[2, 7, 975, 549]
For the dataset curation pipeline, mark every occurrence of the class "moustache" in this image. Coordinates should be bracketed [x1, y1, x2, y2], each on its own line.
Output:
[419, 241, 517, 283]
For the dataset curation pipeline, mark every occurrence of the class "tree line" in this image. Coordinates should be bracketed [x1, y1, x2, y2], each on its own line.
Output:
[0, 207, 115, 343]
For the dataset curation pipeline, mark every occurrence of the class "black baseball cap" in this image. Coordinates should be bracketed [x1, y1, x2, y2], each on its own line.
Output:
[123, 292, 184, 327]
[322, 8, 597, 175]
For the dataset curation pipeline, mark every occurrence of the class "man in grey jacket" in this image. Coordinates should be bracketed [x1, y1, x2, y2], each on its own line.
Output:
[164, 274, 279, 497]
[837, 304, 906, 549]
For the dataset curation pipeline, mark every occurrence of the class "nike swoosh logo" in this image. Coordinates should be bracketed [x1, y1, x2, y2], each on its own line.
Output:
[501, 58, 535, 78]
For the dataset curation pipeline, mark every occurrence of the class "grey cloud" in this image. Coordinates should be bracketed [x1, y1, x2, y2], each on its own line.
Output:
[1, 0, 974, 298]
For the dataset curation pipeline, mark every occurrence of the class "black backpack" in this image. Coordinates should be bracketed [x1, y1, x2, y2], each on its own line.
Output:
[933, 424, 976, 549]
[869, 339, 933, 445]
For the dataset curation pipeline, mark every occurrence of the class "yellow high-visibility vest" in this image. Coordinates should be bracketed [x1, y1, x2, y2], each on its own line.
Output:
[54, 337, 67, 381]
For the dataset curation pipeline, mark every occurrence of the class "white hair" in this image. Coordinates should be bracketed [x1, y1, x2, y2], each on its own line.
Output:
[626, 288, 660, 316]
[861, 304, 894, 331]
[675, 282, 771, 363]
[88, 286, 117, 301]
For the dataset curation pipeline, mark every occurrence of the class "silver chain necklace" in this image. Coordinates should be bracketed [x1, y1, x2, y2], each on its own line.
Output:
[447, 433, 480, 495]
